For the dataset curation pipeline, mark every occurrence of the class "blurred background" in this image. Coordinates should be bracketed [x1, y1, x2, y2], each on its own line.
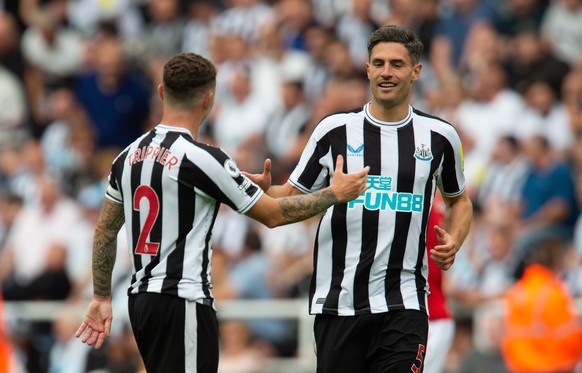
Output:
[0, 0, 581, 372]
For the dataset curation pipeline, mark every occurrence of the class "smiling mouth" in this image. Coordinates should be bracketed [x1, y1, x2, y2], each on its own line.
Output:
[379, 82, 397, 88]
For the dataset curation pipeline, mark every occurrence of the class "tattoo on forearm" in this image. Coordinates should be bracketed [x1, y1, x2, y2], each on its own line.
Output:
[280, 189, 338, 224]
[92, 200, 125, 297]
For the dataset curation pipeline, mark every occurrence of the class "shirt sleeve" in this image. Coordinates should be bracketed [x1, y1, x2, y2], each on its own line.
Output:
[437, 126, 466, 198]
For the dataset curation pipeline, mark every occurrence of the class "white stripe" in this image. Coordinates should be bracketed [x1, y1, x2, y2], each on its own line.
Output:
[338, 123, 366, 315]
[310, 213, 334, 314]
[367, 125, 399, 312]
[185, 300, 197, 373]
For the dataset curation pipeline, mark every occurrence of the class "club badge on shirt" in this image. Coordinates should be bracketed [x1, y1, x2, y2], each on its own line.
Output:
[224, 159, 241, 178]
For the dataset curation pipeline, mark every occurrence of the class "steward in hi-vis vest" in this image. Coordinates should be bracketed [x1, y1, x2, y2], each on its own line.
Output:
[502, 238, 582, 372]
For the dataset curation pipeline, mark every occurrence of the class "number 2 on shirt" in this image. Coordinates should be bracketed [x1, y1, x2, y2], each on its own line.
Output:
[133, 185, 160, 255]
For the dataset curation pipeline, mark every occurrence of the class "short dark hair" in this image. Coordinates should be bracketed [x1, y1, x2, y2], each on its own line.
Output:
[162, 52, 217, 109]
[367, 25, 423, 65]
[527, 237, 565, 269]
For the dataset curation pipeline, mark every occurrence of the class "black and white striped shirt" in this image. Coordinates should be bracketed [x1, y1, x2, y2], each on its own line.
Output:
[106, 124, 263, 305]
[289, 103, 466, 316]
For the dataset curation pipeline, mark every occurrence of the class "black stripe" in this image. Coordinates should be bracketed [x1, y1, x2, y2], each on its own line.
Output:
[297, 134, 330, 189]
[202, 202, 220, 298]
[322, 125, 347, 314]
[353, 120, 381, 311]
[109, 148, 130, 201]
[308, 221, 322, 314]
[386, 123, 416, 310]
[190, 142, 260, 204]
[130, 131, 156, 289]
[436, 133, 461, 194]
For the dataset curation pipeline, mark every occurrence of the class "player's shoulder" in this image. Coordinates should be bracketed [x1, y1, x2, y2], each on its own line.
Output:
[314, 107, 365, 131]
[412, 108, 460, 137]
[412, 108, 451, 126]
[184, 140, 230, 162]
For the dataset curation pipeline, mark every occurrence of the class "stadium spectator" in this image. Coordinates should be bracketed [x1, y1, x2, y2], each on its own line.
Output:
[516, 80, 574, 152]
[0, 173, 80, 301]
[20, 4, 84, 129]
[274, 0, 314, 52]
[455, 62, 525, 194]
[217, 320, 265, 373]
[448, 218, 517, 310]
[501, 237, 582, 373]
[74, 35, 152, 149]
[0, 11, 26, 80]
[143, 0, 187, 60]
[561, 69, 582, 145]
[211, 63, 273, 155]
[0, 173, 82, 372]
[0, 65, 28, 147]
[67, 0, 144, 39]
[39, 84, 96, 196]
[182, 0, 218, 59]
[302, 24, 334, 102]
[492, 0, 548, 37]
[335, 0, 379, 67]
[515, 134, 579, 254]
[252, 20, 312, 110]
[540, 0, 582, 67]
[430, 0, 496, 79]
[504, 29, 570, 98]
[476, 135, 528, 217]
[259, 75, 312, 182]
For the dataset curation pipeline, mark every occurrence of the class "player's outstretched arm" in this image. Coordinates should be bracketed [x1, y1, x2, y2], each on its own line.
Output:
[76, 198, 125, 349]
[246, 155, 369, 227]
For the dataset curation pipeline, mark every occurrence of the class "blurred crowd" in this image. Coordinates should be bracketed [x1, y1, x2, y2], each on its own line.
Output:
[0, 0, 582, 372]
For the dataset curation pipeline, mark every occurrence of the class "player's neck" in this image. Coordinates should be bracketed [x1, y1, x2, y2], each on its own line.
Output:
[368, 100, 410, 123]
[160, 110, 203, 139]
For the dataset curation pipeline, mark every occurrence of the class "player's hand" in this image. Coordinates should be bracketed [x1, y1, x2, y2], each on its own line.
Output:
[75, 296, 113, 350]
[242, 159, 272, 192]
[330, 155, 369, 203]
[430, 225, 459, 271]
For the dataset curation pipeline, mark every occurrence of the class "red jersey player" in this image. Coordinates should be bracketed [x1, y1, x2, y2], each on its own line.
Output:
[425, 192, 455, 373]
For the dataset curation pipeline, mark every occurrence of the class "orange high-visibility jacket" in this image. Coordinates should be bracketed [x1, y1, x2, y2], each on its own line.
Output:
[0, 295, 12, 373]
[501, 264, 582, 372]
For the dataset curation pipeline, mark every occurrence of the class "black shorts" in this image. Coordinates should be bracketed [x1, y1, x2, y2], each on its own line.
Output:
[314, 309, 428, 373]
[128, 293, 218, 373]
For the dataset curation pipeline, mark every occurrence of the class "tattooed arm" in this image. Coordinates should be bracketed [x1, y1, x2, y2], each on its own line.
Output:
[76, 198, 125, 349]
[91, 199, 125, 297]
[246, 155, 369, 227]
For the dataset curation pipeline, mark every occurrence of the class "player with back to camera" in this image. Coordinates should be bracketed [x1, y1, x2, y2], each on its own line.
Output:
[245, 24, 473, 372]
[74, 52, 369, 373]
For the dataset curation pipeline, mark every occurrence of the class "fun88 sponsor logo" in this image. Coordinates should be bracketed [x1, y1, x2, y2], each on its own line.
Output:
[347, 175, 424, 212]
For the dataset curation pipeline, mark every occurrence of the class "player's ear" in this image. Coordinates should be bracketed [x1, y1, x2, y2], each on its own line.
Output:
[202, 90, 214, 111]
[157, 84, 164, 101]
[411, 63, 422, 83]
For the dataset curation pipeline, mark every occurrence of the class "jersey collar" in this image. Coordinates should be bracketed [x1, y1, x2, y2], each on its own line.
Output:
[364, 102, 412, 127]
[157, 124, 193, 137]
